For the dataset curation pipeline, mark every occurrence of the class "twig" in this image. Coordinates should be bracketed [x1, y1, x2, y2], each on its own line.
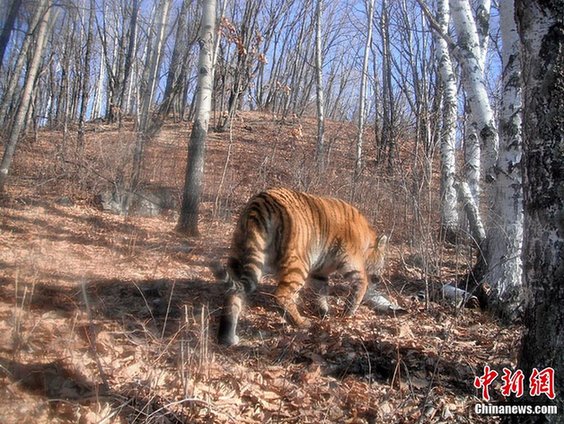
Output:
[161, 280, 176, 339]
[214, 118, 235, 217]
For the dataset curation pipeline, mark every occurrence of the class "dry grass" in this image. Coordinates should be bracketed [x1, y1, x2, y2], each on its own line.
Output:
[0, 112, 521, 423]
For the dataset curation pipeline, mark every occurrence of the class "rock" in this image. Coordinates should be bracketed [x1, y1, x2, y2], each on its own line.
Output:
[363, 286, 407, 315]
[95, 186, 178, 217]
[56, 196, 74, 206]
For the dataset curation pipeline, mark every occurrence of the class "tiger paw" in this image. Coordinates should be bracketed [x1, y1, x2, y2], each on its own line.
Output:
[296, 317, 312, 329]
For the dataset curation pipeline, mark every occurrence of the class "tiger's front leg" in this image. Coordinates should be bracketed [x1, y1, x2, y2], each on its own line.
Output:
[343, 268, 369, 317]
[218, 290, 243, 346]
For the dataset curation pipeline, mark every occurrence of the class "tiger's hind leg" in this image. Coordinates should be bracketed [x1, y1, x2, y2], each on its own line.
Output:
[308, 274, 330, 318]
[275, 266, 310, 328]
[342, 268, 369, 317]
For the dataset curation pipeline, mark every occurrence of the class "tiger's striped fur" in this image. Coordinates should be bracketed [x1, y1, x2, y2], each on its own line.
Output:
[216, 188, 388, 346]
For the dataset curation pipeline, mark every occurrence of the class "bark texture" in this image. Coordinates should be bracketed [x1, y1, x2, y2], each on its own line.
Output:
[514, 0, 564, 420]
[449, 0, 498, 192]
[434, 0, 459, 240]
[356, 0, 374, 177]
[177, 0, 216, 236]
[314, 0, 325, 168]
[486, 0, 524, 322]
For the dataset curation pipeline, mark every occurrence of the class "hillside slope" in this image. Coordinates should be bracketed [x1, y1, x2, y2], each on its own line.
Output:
[0, 113, 521, 423]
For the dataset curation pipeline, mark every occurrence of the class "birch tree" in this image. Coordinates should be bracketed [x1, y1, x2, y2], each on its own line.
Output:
[485, 0, 523, 321]
[177, 0, 217, 236]
[149, 0, 195, 135]
[515, 0, 563, 417]
[355, 0, 375, 177]
[314, 0, 325, 168]
[449, 0, 498, 187]
[0, 0, 51, 192]
[125, 0, 171, 213]
[77, 0, 96, 149]
[433, 0, 459, 240]
[139, 0, 171, 132]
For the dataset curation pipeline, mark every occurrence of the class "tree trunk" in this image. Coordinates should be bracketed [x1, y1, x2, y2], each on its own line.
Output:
[0, 1, 44, 126]
[139, 0, 171, 132]
[513, 1, 564, 420]
[119, 0, 139, 111]
[77, 0, 95, 149]
[0, 0, 22, 72]
[177, 0, 216, 236]
[314, 0, 325, 169]
[474, 0, 490, 67]
[380, 0, 395, 172]
[434, 0, 459, 241]
[123, 0, 171, 214]
[449, 0, 498, 184]
[356, 0, 374, 178]
[148, 0, 192, 136]
[485, 0, 524, 322]
[0, 0, 50, 192]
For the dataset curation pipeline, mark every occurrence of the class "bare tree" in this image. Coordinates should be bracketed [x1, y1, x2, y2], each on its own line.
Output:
[379, 0, 396, 171]
[149, 0, 195, 135]
[0, 1, 45, 127]
[433, 0, 459, 241]
[515, 0, 563, 418]
[77, 0, 96, 149]
[355, 0, 375, 177]
[314, 0, 325, 168]
[0, 0, 22, 71]
[485, 0, 524, 321]
[216, 1, 262, 131]
[449, 0, 497, 195]
[177, 0, 217, 236]
[0, 0, 51, 192]
[125, 0, 171, 214]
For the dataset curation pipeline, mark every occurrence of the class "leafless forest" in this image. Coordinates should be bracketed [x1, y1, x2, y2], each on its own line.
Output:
[0, 0, 562, 423]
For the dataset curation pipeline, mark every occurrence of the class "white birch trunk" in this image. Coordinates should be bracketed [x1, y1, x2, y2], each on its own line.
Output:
[177, 0, 216, 235]
[356, 0, 375, 178]
[92, 55, 105, 119]
[314, 0, 325, 167]
[474, 0, 490, 69]
[485, 0, 524, 321]
[434, 0, 459, 238]
[449, 0, 498, 183]
[463, 0, 489, 204]
[140, 0, 171, 132]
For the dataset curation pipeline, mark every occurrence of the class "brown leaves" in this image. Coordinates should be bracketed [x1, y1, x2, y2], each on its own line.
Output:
[0, 112, 524, 423]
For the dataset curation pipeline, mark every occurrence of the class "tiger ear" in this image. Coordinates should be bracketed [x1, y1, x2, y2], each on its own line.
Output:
[375, 235, 388, 255]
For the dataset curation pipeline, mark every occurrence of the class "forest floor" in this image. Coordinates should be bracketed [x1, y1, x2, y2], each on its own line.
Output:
[0, 112, 521, 423]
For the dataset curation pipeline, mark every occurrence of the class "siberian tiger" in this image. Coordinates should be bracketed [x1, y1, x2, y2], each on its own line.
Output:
[215, 188, 388, 346]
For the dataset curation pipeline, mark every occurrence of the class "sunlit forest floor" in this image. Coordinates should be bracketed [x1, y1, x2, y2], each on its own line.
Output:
[0, 112, 521, 423]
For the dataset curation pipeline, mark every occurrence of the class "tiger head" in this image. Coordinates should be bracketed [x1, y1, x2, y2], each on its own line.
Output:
[366, 234, 388, 282]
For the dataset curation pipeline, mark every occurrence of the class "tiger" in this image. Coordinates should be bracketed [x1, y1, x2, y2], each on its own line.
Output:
[215, 188, 388, 346]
